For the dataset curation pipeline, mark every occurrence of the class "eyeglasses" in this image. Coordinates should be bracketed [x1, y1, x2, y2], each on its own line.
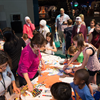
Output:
[0, 62, 8, 70]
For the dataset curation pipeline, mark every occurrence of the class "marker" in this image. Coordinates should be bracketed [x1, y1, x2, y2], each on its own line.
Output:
[42, 95, 52, 97]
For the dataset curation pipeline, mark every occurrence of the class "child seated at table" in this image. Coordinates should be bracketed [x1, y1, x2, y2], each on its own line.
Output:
[70, 69, 94, 100]
[22, 34, 30, 45]
[45, 32, 57, 55]
[68, 46, 84, 63]
[50, 82, 72, 100]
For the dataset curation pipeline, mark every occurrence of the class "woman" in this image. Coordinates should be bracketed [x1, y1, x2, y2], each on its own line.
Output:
[2, 27, 26, 78]
[23, 16, 35, 39]
[88, 22, 100, 49]
[0, 50, 20, 100]
[39, 19, 50, 39]
[63, 34, 100, 85]
[17, 33, 45, 92]
[79, 14, 86, 26]
[88, 22, 100, 58]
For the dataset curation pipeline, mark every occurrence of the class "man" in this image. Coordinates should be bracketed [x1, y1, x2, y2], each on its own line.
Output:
[71, 16, 87, 43]
[55, 8, 70, 45]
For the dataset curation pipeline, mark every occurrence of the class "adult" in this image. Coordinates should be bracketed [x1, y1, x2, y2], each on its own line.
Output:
[64, 19, 73, 58]
[55, 8, 70, 44]
[39, 19, 50, 39]
[2, 27, 26, 78]
[23, 16, 35, 39]
[71, 16, 87, 43]
[70, 9, 76, 23]
[64, 34, 100, 85]
[79, 14, 86, 26]
[88, 22, 100, 58]
[0, 50, 20, 100]
[17, 33, 45, 91]
[88, 22, 100, 48]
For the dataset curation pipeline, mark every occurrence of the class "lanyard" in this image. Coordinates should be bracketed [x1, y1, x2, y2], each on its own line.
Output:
[0, 73, 6, 90]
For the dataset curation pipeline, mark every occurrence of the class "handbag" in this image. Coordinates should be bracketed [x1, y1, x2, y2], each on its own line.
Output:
[54, 32, 60, 48]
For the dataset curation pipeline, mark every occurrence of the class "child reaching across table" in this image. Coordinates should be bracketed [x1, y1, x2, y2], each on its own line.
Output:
[68, 46, 84, 63]
[63, 34, 100, 84]
[50, 82, 72, 100]
[63, 33, 100, 95]
[70, 69, 94, 100]
[45, 32, 57, 55]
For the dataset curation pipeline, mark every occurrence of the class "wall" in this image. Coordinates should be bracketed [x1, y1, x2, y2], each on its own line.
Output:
[0, 0, 35, 29]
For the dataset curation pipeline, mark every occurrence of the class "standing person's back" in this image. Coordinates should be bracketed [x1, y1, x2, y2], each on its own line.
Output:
[64, 19, 73, 58]
[2, 27, 26, 78]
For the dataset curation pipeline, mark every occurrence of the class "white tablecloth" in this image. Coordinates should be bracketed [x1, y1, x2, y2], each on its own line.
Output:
[21, 53, 80, 100]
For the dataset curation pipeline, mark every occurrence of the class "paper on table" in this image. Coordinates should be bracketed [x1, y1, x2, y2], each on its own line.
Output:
[41, 65, 54, 71]
[60, 77, 74, 83]
[37, 74, 61, 88]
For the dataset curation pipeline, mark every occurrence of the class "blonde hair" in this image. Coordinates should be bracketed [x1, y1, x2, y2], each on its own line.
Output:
[79, 14, 84, 21]
[68, 46, 77, 55]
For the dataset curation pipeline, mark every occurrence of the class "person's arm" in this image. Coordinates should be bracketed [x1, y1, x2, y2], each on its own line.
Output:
[71, 26, 75, 44]
[84, 87, 94, 100]
[7, 66, 20, 94]
[65, 49, 92, 73]
[88, 33, 93, 43]
[23, 25, 27, 34]
[46, 42, 57, 52]
[22, 73, 33, 92]
[97, 45, 100, 58]
[12, 81, 20, 94]
[84, 26, 87, 42]
[20, 51, 33, 91]
[63, 51, 81, 70]
[30, 23, 35, 31]
[55, 17, 58, 32]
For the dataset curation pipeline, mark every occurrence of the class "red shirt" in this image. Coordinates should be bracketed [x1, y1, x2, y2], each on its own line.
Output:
[91, 29, 100, 48]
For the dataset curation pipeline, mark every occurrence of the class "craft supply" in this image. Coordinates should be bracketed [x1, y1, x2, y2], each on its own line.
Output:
[31, 88, 42, 97]
[42, 95, 52, 97]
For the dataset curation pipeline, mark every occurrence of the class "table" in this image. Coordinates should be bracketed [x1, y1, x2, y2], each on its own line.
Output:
[20, 53, 81, 100]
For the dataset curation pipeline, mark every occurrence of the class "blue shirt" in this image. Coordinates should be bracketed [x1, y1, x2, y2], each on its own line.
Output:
[70, 82, 94, 100]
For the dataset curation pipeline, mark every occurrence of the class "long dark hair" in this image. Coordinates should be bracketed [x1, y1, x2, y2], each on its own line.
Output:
[2, 27, 19, 47]
[31, 32, 46, 48]
[0, 50, 8, 65]
[46, 32, 53, 46]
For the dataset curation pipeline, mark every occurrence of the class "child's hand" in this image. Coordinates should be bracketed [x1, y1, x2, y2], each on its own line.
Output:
[63, 65, 68, 70]
[64, 69, 72, 73]
[45, 47, 51, 50]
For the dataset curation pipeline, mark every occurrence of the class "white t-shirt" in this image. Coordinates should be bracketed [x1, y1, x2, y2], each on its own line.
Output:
[0, 65, 15, 96]
[45, 42, 55, 55]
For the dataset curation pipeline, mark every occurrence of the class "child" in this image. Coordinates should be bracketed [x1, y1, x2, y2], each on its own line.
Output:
[63, 34, 100, 85]
[87, 19, 95, 41]
[70, 69, 94, 100]
[68, 46, 84, 63]
[45, 32, 57, 55]
[22, 34, 30, 45]
[50, 82, 72, 100]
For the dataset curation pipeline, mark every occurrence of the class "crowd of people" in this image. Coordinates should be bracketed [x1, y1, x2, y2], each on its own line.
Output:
[0, 7, 100, 100]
